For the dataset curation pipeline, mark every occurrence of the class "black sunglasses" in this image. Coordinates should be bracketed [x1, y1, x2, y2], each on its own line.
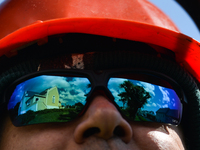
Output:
[4, 69, 186, 126]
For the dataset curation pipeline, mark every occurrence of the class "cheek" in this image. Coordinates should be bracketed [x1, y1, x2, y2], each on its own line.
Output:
[130, 123, 184, 150]
[1, 119, 78, 150]
[20, 128, 73, 149]
[147, 128, 184, 149]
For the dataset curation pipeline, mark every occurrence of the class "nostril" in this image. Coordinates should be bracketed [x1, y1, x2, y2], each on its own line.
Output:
[114, 126, 126, 137]
[83, 127, 100, 138]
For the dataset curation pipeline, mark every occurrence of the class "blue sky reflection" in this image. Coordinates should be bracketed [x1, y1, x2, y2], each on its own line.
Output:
[8, 75, 91, 109]
[108, 78, 181, 113]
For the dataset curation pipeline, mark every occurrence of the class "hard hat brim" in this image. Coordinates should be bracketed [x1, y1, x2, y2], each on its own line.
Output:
[0, 18, 199, 81]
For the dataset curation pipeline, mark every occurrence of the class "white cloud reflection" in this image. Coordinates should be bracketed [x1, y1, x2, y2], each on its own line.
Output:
[137, 82, 155, 97]
[158, 86, 170, 103]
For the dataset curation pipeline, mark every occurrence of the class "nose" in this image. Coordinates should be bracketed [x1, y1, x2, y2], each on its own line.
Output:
[74, 95, 132, 144]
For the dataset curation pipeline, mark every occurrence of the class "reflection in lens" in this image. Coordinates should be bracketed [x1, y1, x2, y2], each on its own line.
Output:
[108, 77, 182, 125]
[8, 75, 91, 126]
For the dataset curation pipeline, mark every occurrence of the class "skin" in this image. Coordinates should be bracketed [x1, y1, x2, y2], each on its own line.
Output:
[0, 95, 185, 150]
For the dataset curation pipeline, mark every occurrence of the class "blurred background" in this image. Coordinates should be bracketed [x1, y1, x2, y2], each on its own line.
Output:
[149, 0, 200, 42]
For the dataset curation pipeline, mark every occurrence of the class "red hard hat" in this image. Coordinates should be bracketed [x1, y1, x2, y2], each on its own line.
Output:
[0, 0, 200, 81]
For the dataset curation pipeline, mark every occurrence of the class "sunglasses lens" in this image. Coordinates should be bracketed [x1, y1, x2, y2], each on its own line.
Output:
[8, 75, 91, 126]
[108, 77, 182, 125]
[7, 72, 183, 126]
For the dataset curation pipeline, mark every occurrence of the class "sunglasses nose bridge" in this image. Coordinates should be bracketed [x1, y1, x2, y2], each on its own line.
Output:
[87, 73, 115, 102]
[87, 85, 115, 101]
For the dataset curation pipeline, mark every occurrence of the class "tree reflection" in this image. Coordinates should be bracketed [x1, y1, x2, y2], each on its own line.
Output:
[118, 80, 151, 119]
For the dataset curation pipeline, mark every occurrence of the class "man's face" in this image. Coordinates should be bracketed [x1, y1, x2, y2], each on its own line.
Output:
[1, 94, 185, 149]
[0, 51, 186, 149]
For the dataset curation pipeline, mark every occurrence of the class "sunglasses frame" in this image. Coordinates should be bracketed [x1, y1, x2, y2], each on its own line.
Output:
[4, 68, 187, 126]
